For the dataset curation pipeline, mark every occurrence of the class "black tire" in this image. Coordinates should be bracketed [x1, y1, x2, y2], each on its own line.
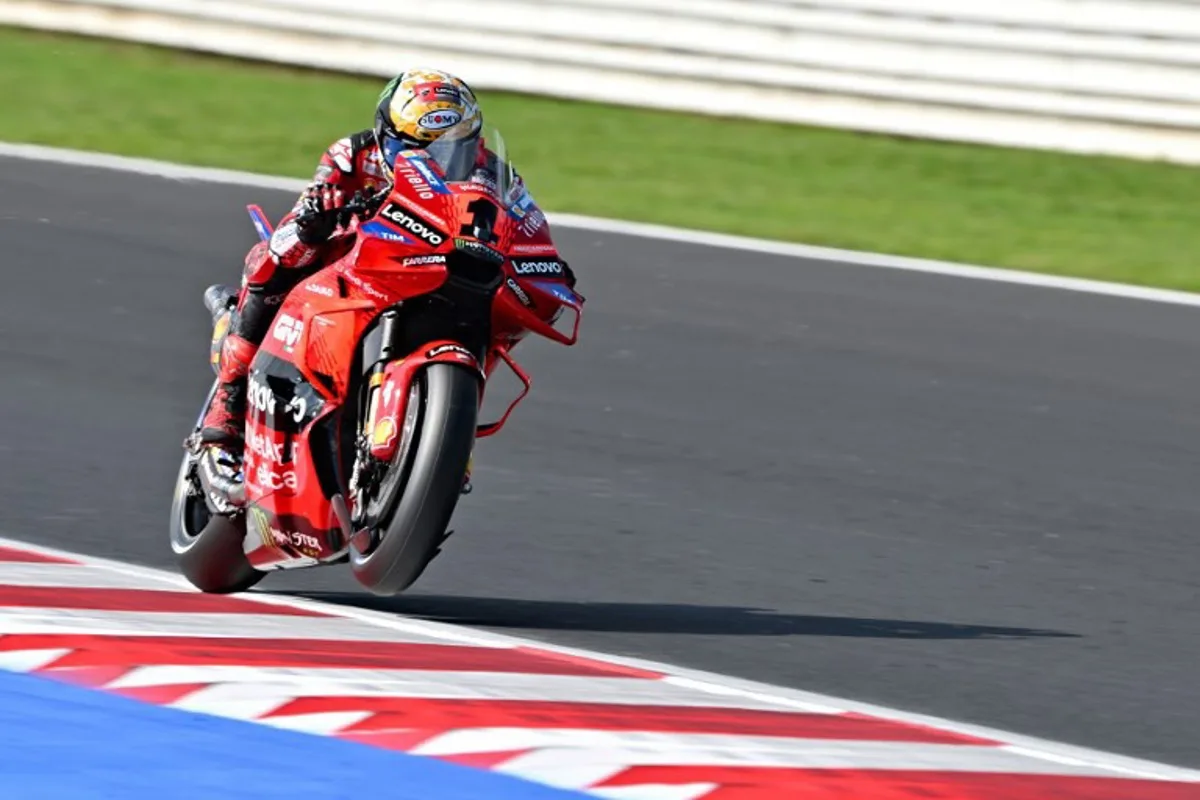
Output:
[168, 403, 265, 595]
[349, 362, 478, 595]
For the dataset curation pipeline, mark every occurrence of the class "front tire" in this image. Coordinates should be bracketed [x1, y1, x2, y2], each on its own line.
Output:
[349, 362, 478, 595]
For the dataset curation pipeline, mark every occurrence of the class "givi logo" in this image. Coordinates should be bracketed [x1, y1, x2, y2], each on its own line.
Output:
[272, 314, 303, 352]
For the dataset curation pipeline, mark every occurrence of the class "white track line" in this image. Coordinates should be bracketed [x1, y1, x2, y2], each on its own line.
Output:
[1, 535, 1198, 783]
[2, 141, 1200, 308]
[464, 738, 1114, 776]
[0, 609, 475, 643]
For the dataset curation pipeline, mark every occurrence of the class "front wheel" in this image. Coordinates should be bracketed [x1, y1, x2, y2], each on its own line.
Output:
[349, 362, 478, 595]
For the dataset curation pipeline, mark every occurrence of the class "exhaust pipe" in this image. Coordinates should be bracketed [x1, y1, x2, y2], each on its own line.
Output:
[204, 284, 237, 322]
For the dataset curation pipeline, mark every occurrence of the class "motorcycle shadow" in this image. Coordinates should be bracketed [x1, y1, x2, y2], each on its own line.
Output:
[267, 591, 1078, 640]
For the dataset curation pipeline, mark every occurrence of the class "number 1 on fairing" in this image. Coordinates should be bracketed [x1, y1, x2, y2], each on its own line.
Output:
[461, 198, 499, 244]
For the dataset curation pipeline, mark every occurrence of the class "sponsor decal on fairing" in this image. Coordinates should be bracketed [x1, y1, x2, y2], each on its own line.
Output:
[505, 277, 533, 308]
[454, 237, 504, 264]
[396, 155, 450, 197]
[271, 313, 303, 352]
[340, 268, 388, 300]
[246, 430, 284, 464]
[379, 203, 446, 246]
[511, 242, 558, 256]
[426, 343, 477, 365]
[359, 220, 412, 244]
[409, 156, 451, 194]
[254, 463, 297, 491]
[511, 258, 565, 276]
[400, 254, 448, 267]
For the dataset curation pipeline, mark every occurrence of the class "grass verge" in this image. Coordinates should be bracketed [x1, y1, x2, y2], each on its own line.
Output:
[2, 25, 1199, 290]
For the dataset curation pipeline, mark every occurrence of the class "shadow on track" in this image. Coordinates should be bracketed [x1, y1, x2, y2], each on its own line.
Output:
[267, 591, 1078, 640]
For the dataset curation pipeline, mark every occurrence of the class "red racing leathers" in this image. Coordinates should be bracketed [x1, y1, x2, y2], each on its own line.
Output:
[199, 129, 395, 446]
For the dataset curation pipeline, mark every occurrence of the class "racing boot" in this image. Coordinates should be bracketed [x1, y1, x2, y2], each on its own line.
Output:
[198, 334, 258, 451]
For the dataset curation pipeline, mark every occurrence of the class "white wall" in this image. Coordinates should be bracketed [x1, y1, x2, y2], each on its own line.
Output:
[3, 0, 1200, 163]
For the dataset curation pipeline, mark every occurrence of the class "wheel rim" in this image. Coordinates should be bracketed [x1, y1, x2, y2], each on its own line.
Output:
[169, 452, 212, 554]
[353, 377, 425, 563]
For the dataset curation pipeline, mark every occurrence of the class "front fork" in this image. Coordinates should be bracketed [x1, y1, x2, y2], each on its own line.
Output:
[347, 312, 477, 527]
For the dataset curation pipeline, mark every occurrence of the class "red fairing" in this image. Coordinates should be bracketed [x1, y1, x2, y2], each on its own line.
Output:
[232, 148, 584, 572]
[366, 341, 484, 463]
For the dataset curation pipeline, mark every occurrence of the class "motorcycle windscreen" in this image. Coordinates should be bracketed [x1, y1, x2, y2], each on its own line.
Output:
[419, 123, 521, 201]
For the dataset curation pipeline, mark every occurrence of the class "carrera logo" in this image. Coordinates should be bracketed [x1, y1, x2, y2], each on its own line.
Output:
[380, 203, 446, 246]
[512, 258, 565, 276]
[401, 254, 448, 267]
[418, 109, 462, 130]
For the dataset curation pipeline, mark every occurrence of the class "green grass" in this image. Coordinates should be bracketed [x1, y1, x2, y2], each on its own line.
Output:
[3, 25, 1200, 290]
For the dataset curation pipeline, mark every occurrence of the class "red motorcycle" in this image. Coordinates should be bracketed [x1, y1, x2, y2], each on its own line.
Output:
[168, 127, 584, 595]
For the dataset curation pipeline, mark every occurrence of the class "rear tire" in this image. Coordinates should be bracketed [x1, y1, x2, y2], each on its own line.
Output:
[168, 391, 264, 595]
[349, 362, 478, 595]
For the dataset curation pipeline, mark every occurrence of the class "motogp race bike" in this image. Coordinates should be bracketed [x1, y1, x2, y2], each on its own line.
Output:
[168, 127, 584, 595]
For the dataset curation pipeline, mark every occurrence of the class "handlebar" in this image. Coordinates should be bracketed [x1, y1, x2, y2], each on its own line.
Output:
[340, 186, 390, 222]
[293, 185, 391, 234]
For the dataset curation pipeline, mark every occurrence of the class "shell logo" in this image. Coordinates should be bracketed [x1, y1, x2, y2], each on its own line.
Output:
[371, 417, 398, 449]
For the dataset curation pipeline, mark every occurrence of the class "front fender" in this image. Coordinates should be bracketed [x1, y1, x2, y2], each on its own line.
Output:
[366, 340, 484, 462]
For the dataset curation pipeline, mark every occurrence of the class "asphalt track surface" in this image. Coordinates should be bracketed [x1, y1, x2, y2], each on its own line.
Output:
[2, 156, 1198, 768]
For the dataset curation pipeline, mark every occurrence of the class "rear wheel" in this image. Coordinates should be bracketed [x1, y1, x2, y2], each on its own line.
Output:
[349, 362, 478, 595]
[168, 382, 264, 594]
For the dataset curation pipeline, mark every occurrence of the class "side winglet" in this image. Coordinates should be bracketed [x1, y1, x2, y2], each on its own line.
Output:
[247, 204, 274, 242]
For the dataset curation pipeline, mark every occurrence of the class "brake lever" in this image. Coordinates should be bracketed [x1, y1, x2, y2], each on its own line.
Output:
[339, 188, 389, 226]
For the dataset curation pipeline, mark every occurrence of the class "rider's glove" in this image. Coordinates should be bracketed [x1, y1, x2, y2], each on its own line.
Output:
[294, 183, 347, 245]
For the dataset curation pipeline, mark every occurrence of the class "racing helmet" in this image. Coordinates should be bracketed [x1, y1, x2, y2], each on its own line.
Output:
[373, 68, 484, 183]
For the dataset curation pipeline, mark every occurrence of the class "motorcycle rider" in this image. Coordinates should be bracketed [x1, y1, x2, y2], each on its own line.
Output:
[197, 67, 543, 456]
